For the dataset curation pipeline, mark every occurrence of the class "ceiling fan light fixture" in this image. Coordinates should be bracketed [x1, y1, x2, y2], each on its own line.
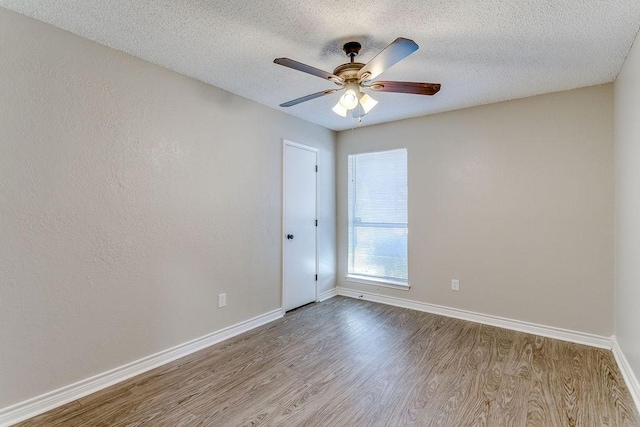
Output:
[359, 93, 378, 114]
[338, 82, 360, 110]
[332, 101, 348, 117]
[274, 37, 440, 120]
[339, 89, 359, 110]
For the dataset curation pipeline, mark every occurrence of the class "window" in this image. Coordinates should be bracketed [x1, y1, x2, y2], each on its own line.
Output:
[347, 149, 408, 288]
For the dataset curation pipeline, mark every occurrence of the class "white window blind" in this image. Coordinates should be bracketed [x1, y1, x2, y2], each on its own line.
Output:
[348, 149, 408, 284]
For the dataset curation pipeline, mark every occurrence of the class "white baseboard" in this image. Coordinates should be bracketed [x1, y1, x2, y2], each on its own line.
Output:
[336, 287, 612, 349]
[0, 309, 283, 427]
[318, 287, 338, 302]
[611, 336, 640, 413]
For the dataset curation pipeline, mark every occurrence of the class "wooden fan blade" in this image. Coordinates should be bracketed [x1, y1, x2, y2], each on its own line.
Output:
[279, 89, 340, 107]
[369, 81, 441, 95]
[274, 58, 342, 82]
[357, 38, 419, 82]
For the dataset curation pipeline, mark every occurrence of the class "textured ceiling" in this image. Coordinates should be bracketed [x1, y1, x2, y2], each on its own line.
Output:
[2, 1, 640, 131]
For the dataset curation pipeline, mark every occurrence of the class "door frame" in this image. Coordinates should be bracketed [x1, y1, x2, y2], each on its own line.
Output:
[282, 139, 319, 315]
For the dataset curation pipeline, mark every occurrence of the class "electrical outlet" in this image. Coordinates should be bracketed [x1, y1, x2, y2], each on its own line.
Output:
[218, 293, 227, 308]
[451, 279, 460, 291]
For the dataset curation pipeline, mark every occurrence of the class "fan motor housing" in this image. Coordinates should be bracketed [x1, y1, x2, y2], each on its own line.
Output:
[333, 62, 365, 81]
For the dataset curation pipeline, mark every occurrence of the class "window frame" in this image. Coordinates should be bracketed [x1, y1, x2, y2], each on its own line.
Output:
[346, 148, 410, 290]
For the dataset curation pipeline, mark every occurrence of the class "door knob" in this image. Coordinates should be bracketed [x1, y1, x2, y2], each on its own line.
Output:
[287, 234, 294, 240]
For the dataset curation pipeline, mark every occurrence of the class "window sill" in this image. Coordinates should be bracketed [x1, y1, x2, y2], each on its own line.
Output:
[345, 275, 410, 291]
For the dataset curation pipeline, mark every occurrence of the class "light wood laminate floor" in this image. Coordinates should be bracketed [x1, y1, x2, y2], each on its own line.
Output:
[18, 296, 639, 426]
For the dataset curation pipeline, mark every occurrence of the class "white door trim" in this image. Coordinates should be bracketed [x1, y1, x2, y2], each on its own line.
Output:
[282, 139, 319, 315]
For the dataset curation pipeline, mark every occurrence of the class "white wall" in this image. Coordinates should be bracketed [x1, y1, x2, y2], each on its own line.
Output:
[337, 85, 614, 336]
[0, 8, 335, 409]
[614, 31, 640, 387]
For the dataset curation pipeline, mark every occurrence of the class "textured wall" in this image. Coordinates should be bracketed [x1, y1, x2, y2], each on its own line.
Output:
[0, 9, 335, 408]
[337, 85, 614, 336]
[615, 32, 640, 385]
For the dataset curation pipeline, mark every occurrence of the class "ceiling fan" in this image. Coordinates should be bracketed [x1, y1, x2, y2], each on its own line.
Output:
[274, 37, 441, 118]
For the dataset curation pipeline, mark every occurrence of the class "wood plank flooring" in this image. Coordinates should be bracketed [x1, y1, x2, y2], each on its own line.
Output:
[18, 297, 639, 426]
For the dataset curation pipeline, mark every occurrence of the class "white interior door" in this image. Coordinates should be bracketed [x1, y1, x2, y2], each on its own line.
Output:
[283, 140, 317, 312]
